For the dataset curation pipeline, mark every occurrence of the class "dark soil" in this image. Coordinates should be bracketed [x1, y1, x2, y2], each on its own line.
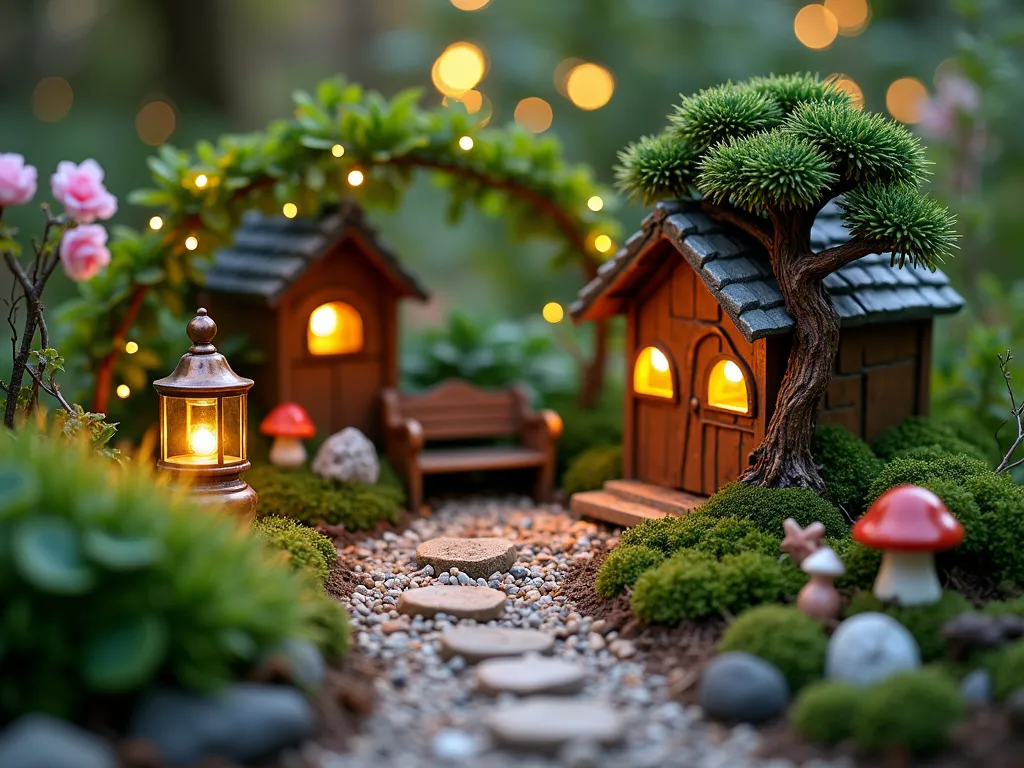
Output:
[315, 509, 416, 550]
[325, 556, 359, 601]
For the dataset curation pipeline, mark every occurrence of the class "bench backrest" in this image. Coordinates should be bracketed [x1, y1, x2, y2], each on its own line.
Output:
[386, 380, 526, 441]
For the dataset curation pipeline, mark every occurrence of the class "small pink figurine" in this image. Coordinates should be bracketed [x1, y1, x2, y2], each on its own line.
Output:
[796, 545, 845, 622]
[780, 517, 826, 565]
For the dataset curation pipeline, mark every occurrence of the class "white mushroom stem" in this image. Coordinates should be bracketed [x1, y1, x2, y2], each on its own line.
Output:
[873, 550, 941, 606]
[269, 437, 307, 468]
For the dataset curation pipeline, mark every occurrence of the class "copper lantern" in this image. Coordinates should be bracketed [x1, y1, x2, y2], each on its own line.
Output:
[153, 308, 257, 522]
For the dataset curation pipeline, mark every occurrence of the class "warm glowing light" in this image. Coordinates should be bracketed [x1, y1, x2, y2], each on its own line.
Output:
[184, 236, 199, 251]
[32, 77, 73, 122]
[794, 4, 839, 50]
[594, 234, 612, 253]
[347, 169, 365, 187]
[125, 341, 139, 355]
[634, 347, 674, 399]
[542, 302, 564, 324]
[149, 216, 164, 231]
[831, 75, 864, 109]
[554, 58, 586, 97]
[136, 100, 176, 146]
[282, 202, 298, 219]
[189, 426, 218, 457]
[459, 135, 475, 151]
[708, 359, 749, 413]
[587, 196, 604, 212]
[565, 63, 615, 110]
[331, 144, 345, 157]
[824, 0, 871, 35]
[514, 97, 553, 134]
[461, 90, 484, 113]
[432, 43, 487, 98]
[451, 0, 490, 9]
[194, 174, 209, 189]
[116, 384, 131, 399]
[308, 302, 363, 355]
[310, 305, 339, 337]
[886, 77, 928, 124]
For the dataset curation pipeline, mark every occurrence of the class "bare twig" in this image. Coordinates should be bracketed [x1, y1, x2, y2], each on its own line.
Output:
[24, 362, 73, 414]
[995, 350, 1024, 474]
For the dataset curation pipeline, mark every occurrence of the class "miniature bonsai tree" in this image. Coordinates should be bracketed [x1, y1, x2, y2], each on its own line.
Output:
[261, 402, 316, 467]
[616, 74, 958, 492]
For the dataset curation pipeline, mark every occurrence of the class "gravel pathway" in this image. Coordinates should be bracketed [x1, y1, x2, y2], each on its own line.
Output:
[311, 497, 852, 768]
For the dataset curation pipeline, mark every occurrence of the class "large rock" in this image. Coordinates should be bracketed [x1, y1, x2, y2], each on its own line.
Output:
[0, 715, 116, 768]
[397, 585, 507, 621]
[698, 652, 789, 724]
[311, 427, 379, 485]
[417, 537, 517, 580]
[484, 698, 626, 753]
[128, 684, 315, 766]
[476, 657, 587, 696]
[441, 625, 553, 663]
[826, 612, 921, 687]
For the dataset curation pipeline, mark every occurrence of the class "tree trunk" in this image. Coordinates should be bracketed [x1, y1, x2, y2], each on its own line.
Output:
[579, 317, 608, 409]
[742, 224, 838, 492]
[4, 312, 38, 429]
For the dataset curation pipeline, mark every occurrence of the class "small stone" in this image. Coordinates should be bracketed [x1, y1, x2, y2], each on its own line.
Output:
[559, 739, 601, 768]
[698, 652, 790, 724]
[397, 585, 507, 621]
[485, 698, 626, 753]
[476, 657, 587, 696]
[432, 729, 478, 760]
[0, 714, 117, 768]
[826, 612, 921, 687]
[381, 619, 410, 635]
[417, 537, 518, 580]
[587, 633, 606, 652]
[265, 638, 325, 690]
[311, 427, 379, 484]
[510, 566, 530, 580]
[960, 668, 993, 703]
[422, 565, 435, 577]
[609, 639, 636, 659]
[441, 625, 554, 662]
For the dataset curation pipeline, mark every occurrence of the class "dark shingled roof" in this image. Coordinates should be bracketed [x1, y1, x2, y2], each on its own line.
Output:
[202, 200, 428, 305]
[571, 200, 963, 341]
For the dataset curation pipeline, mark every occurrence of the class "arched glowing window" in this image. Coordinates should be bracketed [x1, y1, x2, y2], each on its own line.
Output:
[307, 302, 363, 355]
[633, 346, 675, 399]
[707, 359, 749, 413]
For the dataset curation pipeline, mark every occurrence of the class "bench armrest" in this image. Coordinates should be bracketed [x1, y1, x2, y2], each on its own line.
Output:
[522, 409, 563, 448]
[388, 418, 424, 456]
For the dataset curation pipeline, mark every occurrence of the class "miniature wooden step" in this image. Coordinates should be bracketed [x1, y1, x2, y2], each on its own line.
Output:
[602, 479, 706, 516]
[570, 490, 673, 529]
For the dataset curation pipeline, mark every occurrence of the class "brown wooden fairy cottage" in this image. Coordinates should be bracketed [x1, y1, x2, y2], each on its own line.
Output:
[570, 200, 964, 522]
[198, 201, 428, 443]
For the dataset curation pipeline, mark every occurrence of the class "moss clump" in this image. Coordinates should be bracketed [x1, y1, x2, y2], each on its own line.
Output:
[873, 416, 991, 464]
[619, 511, 721, 555]
[833, 536, 883, 590]
[812, 425, 882, 517]
[694, 517, 780, 559]
[719, 551, 805, 613]
[718, 606, 828, 691]
[253, 516, 337, 585]
[595, 545, 665, 599]
[306, 592, 351, 663]
[630, 550, 725, 625]
[562, 444, 622, 497]
[245, 465, 405, 530]
[854, 669, 965, 757]
[866, 452, 991, 504]
[984, 598, 1024, 619]
[790, 680, 864, 744]
[991, 641, 1024, 700]
[845, 590, 971, 662]
[699, 482, 848, 539]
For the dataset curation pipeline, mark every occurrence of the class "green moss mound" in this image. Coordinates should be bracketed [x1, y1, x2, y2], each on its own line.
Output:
[812, 425, 882, 516]
[873, 416, 991, 464]
[245, 465, 405, 529]
[562, 444, 622, 497]
[854, 669, 965, 757]
[0, 431, 346, 721]
[700, 482, 848, 539]
[718, 606, 828, 691]
[630, 550, 725, 625]
[866, 452, 991, 504]
[833, 536, 882, 590]
[845, 590, 971, 662]
[991, 641, 1024, 700]
[619, 511, 721, 555]
[595, 545, 665, 599]
[253, 516, 337, 585]
[693, 517, 779, 559]
[790, 680, 864, 744]
[719, 551, 806, 613]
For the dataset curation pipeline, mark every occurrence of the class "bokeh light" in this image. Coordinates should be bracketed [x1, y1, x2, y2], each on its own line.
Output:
[331, 144, 345, 157]
[149, 216, 164, 231]
[542, 302, 564, 324]
[185, 236, 199, 251]
[450, 0, 490, 9]
[135, 100, 176, 146]
[348, 169, 365, 186]
[886, 77, 928, 123]
[116, 385, 131, 399]
[594, 234, 612, 253]
[831, 75, 864, 109]
[194, 174, 209, 189]
[125, 341, 139, 354]
[32, 77, 73, 122]
[514, 97, 553, 134]
[554, 58, 586, 97]
[794, 5, 839, 50]
[432, 43, 487, 97]
[587, 196, 604, 212]
[459, 136, 474, 151]
[565, 63, 615, 111]
[282, 202, 298, 219]
[824, 0, 871, 36]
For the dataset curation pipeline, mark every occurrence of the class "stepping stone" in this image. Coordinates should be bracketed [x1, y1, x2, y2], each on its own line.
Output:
[416, 537, 517, 580]
[441, 626, 554, 663]
[484, 698, 626, 753]
[396, 585, 506, 621]
[476, 657, 587, 696]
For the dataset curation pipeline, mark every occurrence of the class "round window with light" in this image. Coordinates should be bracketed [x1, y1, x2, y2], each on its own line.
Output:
[307, 301, 364, 356]
[633, 346, 675, 400]
[707, 358, 749, 414]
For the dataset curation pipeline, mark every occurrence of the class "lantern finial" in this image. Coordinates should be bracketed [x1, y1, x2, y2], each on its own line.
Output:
[187, 308, 218, 352]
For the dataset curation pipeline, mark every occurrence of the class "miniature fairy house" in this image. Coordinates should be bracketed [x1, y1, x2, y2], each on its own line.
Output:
[570, 201, 963, 511]
[198, 201, 428, 443]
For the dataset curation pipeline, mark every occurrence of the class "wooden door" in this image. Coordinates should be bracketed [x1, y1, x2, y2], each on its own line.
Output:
[633, 344, 689, 490]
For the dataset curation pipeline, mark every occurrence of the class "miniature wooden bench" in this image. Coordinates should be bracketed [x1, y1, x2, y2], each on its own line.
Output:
[382, 380, 562, 512]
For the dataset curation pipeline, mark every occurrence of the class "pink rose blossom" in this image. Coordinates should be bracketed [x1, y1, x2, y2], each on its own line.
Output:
[50, 159, 117, 223]
[60, 225, 110, 282]
[0, 153, 38, 207]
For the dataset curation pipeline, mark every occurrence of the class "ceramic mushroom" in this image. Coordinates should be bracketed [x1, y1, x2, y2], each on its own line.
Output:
[853, 485, 965, 606]
[260, 403, 316, 467]
[797, 545, 845, 622]
[780, 518, 826, 565]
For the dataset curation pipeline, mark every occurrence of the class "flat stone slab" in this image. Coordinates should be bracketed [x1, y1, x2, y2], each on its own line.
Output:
[396, 585, 507, 621]
[416, 537, 517, 579]
[484, 698, 626, 753]
[476, 657, 587, 696]
[441, 626, 554, 663]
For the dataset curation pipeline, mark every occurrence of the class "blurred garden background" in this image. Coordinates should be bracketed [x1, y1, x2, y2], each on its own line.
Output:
[0, 0, 1022, 458]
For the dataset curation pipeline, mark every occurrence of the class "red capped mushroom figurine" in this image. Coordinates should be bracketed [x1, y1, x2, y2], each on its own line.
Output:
[853, 484, 965, 606]
[260, 403, 316, 468]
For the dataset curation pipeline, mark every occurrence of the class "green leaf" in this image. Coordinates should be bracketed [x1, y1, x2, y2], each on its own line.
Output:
[127, 188, 173, 207]
[83, 616, 168, 691]
[83, 530, 163, 570]
[12, 517, 95, 595]
[299, 136, 337, 150]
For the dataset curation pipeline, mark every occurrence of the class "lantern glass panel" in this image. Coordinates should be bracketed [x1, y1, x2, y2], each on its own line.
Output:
[162, 396, 221, 466]
[222, 395, 246, 463]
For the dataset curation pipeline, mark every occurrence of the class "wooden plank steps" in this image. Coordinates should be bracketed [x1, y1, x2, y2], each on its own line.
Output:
[570, 479, 707, 529]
